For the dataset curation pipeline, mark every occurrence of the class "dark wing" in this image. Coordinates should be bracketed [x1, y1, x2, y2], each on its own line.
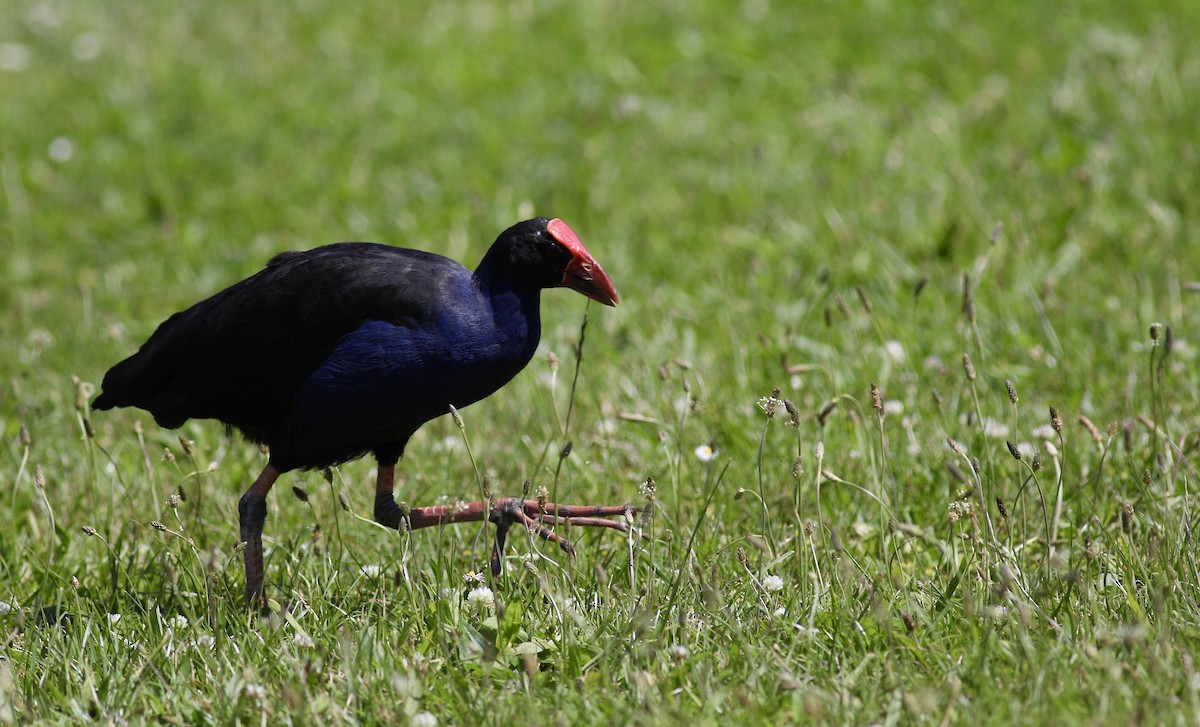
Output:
[93, 243, 467, 441]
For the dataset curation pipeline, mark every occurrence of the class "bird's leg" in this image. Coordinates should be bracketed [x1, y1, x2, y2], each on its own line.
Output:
[373, 464, 406, 528]
[372, 468, 639, 573]
[238, 464, 280, 604]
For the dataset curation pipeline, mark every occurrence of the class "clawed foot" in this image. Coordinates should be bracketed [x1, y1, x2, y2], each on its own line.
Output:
[487, 498, 640, 575]
[373, 488, 642, 576]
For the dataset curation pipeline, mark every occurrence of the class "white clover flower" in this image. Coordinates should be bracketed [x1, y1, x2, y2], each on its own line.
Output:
[244, 683, 267, 702]
[884, 340, 907, 363]
[0, 42, 31, 72]
[694, 444, 717, 463]
[412, 711, 438, 727]
[667, 644, 689, 661]
[360, 564, 382, 578]
[107, 613, 121, 624]
[26, 3, 63, 30]
[1030, 424, 1057, 440]
[466, 586, 495, 610]
[193, 634, 215, 651]
[48, 136, 74, 163]
[72, 32, 102, 62]
[762, 575, 784, 592]
[980, 417, 1009, 438]
[292, 633, 314, 649]
[168, 615, 189, 629]
[773, 606, 787, 617]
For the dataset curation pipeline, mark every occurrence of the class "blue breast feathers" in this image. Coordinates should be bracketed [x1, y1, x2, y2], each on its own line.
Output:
[275, 286, 541, 465]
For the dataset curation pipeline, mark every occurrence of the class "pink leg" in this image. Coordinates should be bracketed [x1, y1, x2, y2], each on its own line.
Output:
[372, 465, 638, 574]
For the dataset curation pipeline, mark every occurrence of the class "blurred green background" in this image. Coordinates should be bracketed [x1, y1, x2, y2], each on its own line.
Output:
[2, 0, 1199, 723]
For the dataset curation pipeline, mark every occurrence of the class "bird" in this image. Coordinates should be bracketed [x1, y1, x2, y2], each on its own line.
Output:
[94, 217, 636, 602]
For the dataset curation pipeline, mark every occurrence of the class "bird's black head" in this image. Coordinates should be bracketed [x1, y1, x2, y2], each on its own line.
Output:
[477, 218, 618, 306]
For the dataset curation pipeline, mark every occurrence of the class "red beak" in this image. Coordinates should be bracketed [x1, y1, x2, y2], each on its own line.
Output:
[547, 219, 619, 307]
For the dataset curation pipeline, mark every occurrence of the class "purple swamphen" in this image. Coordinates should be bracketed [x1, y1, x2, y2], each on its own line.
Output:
[94, 218, 635, 602]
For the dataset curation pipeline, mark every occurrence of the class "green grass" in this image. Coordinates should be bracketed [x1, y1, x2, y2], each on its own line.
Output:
[3, 0, 1200, 723]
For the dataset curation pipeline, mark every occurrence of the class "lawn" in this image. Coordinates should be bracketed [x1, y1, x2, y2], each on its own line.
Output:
[3, 0, 1200, 723]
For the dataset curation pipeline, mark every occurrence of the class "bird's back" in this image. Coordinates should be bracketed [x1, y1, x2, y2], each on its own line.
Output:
[94, 243, 467, 443]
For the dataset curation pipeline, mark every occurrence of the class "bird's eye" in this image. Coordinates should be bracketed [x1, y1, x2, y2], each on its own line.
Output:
[581, 262, 593, 272]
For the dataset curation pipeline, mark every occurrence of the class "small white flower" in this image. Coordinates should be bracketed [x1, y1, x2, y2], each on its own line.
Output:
[412, 711, 438, 727]
[0, 601, 13, 616]
[0, 43, 31, 72]
[1030, 424, 1057, 440]
[107, 613, 121, 624]
[883, 400, 904, 416]
[814, 442, 825, 458]
[980, 417, 1009, 438]
[48, 136, 74, 163]
[72, 32, 102, 62]
[360, 564, 382, 578]
[667, 644, 689, 661]
[466, 586, 495, 610]
[762, 575, 784, 592]
[168, 615, 189, 629]
[26, 3, 63, 30]
[463, 570, 486, 584]
[694, 444, 717, 463]
[773, 606, 787, 617]
[244, 683, 267, 702]
[194, 634, 215, 650]
[292, 633, 314, 649]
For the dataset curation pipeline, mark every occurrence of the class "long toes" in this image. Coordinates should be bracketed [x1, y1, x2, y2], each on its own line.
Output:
[527, 521, 577, 557]
[488, 497, 638, 574]
[524, 501, 641, 518]
[539, 515, 631, 531]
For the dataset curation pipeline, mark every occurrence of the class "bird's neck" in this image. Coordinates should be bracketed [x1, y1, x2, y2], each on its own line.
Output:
[472, 272, 543, 356]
